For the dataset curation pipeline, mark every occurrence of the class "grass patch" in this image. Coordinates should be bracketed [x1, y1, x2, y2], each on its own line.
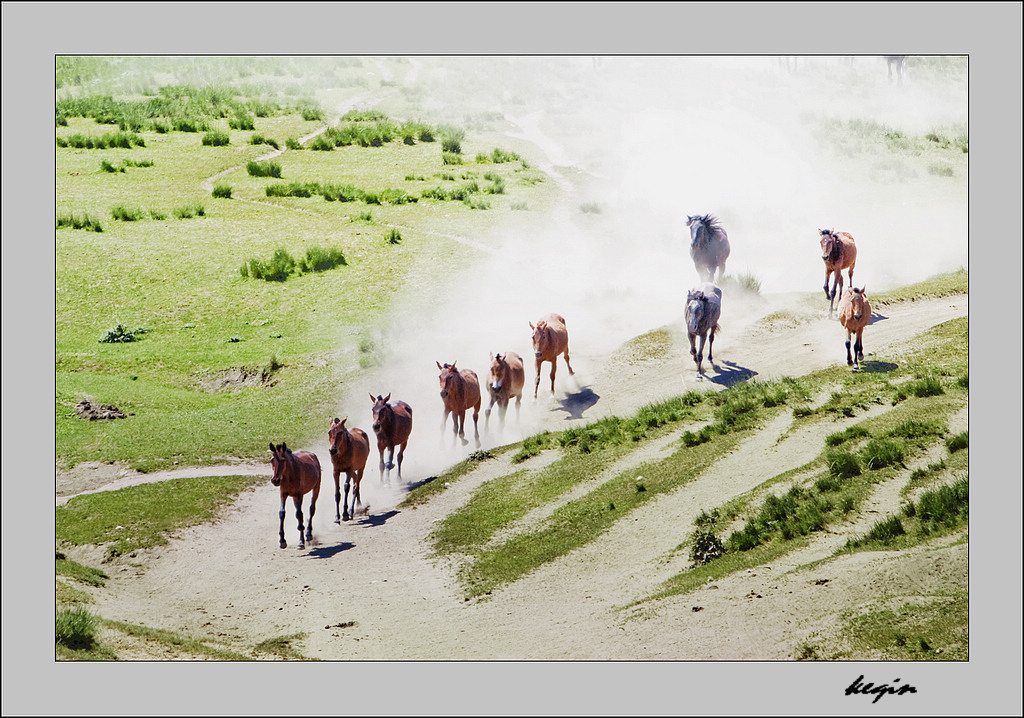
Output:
[56, 474, 265, 561]
[103, 618, 254, 660]
[56, 606, 99, 651]
[56, 557, 108, 587]
[839, 593, 968, 660]
[254, 633, 311, 660]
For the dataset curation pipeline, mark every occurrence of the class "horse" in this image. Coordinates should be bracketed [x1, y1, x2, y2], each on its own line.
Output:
[369, 393, 413, 487]
[686, 214, 731, 283]
[684, 283, 722, 379]
[837, 286, 871, 370]
[530, 313, 574, 398]
[436, 361, 482, 447]
[485, 352, 525, 432]
[327, 417, 370, 522]
[819, 228, 857, 317]
[885, 55, 907, 85]
[269, 442, 321, 549]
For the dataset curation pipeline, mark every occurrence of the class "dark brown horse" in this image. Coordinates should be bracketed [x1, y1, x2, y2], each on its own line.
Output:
[837, 286, 871, 370]
[530, 313, 574, 398]
[436, 361, 482, 447]
[820, 228, 857, 317]
[485, 351, 525, 432]
[327, 417, 370, 522]
[269, 442, 321, 549]
[369, 393, 413, 487]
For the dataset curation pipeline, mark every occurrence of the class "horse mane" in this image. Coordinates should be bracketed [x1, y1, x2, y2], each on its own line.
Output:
[699, 214, 722, 231]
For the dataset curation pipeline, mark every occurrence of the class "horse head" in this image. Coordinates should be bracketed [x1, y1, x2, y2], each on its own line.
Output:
[686, 290, 707, 333]
[328, 417, 349, 456]
[370, 393, 391, 434]
[489, 353, 506, 392]
[531, 322, 550, 359]
[850, 287, 867, 321]
[269, 442, 290, 486]
[437, 362, 458, 400]
[820, 229, 837, 260]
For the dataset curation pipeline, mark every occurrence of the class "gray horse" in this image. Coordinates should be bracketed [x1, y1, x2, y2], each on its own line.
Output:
[685, 283, 722, 379]
[687, 214, 730, 283]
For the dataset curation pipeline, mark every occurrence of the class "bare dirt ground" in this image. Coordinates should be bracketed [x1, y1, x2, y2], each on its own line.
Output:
[61, 289, 968, 661]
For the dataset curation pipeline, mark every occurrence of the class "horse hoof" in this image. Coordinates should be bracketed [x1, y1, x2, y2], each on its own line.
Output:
[280, 541, 287, 549]
[298, 544, 305, 550]
[334, 518, 341, 524]
[343, 515, 351, 522]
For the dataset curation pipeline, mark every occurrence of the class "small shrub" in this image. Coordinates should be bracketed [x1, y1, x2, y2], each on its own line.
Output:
[149, 209, 166, 220]
[945, 431, 968, 453]
[56, 606, 97, 649]
[202, 130, 230, 147]
[385, 228, 402, 245]
[173, 203, 205, 219]
[442, 151, 463, 165]
[100, 323, 147, 343]
[100, 159, 124, 173]
[212, 184, 232, 199]
[111, 205, 144, 221]
[442, 137, 462, 154]
[299, 246, 346, 273]
[228, 113, 255, 131]
[286, 137, 302, 150]
[863, 515, 905, 544]
[861, 438, 906, 470]
[56, 213, 103, 232]
[691, 529, 725, 565]
[825, 425, 871, 446]
[251, 134, 280, 149]
[247, 160, 282, 178]
[242, 248, 296, 282]
[309, 136, 335, 151]
[909, 377, 944, 397]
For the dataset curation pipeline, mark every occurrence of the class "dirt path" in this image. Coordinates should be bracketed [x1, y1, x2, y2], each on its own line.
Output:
[69, 287, 966, 660]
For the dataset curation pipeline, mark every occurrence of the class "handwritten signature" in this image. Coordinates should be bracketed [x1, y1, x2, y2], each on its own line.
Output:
[845, 675, 918, 703]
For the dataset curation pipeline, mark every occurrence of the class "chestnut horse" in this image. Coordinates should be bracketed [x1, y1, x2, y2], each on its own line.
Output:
[327, 417, 370, 522]
[369, 393, 413, 487]
[684, 283, 722, 379]
[837, 286, 871, 370]
[531, 313, 574, 398]
[269, 442, 321, 549]
[485, 351, 525, 432]
[820, 228, 857, 317]
[436, 361, 482, 447]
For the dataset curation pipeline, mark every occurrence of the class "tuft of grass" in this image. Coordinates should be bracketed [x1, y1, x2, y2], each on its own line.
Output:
[247, 160, 282, 178]
[385, 228, 402, 245]
[56, 606, 98, 650]
[111, 205, 145, 222]
[860, 437, 906, 470]
[201, 130, 230, 147]
[212, 184, 232, 199]
[945, 431, 968, 453]
[56, 213, 103, 232]
[299, 246, 346, 273]
[56, 557, 108, 587]
[254, 633, 310, 660]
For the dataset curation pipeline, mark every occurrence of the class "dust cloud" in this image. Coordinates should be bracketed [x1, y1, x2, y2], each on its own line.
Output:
[326, 56, 968, 479]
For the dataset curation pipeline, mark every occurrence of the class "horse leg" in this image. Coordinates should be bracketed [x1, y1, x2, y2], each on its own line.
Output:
[294, 495, 305, 550]
[472, 403, 481, 447]
[823, 268, 833, 301]
[707, 327, 716, 365]
[396, 442, 407, 484]
[457, 410, 467, 446]
[498, 398, 508, 432]
[855, 328, 865, 368]
[485, 393, 496, 431]
[278, 496, 287, 548]
[534, 357, 542, 399]
[333, 469, 342, 523]
[342, 472, 352, 521]
[563, 348, 574, 376]
[352, 470, 363, 516]
[549, 362, 557, 395]
[385, 445, 396, 483]
[441, 408, 451, 447]
[378, 444, 387, 486]
[306, 491, 316, 543]
[845, 330, 854, 366]
[696, 332, 707, 377]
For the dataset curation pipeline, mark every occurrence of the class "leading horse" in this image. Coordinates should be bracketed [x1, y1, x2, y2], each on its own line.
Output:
[837, 286, 871, 370]
[369, 393, 413, 487]
[269, 442, 321, 549]
[820, 228, 857, 317]
[530, 313, 574, 398]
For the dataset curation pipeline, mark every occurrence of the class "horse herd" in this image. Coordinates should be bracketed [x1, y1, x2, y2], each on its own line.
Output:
[268, 214, 874, 549]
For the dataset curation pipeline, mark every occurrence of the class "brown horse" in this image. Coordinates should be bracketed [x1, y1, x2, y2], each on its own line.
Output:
[820, 228, 857, 317]
[485, 351, 525, 432]
[327, 417, 370, 522]
[530, 313, 574, 398]
[837, 286, 871, 370]
[436, 361, 482, 447]
[269, 442, 321, 549]
[369, 393, 413, 487]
